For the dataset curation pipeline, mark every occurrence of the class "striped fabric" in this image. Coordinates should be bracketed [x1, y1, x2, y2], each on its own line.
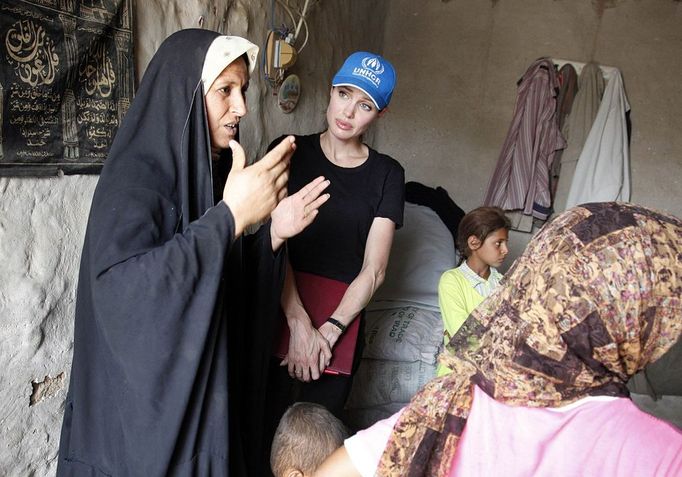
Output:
[484, 58, 566, 221]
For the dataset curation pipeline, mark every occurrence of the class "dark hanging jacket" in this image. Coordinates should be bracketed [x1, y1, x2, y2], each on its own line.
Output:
[56, 29, 285, 476]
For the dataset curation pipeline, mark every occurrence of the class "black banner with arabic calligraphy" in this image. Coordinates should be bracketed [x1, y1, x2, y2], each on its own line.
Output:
[0, 0, 133, 175]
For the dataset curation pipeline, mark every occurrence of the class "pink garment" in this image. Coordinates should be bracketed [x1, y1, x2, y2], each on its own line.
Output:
[345, 385, 682, 477]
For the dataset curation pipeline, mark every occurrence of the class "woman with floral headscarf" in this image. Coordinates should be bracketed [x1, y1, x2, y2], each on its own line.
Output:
[315, 202, 682, 477]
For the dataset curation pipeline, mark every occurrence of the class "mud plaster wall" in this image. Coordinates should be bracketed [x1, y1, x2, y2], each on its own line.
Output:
[0, 1, 386, 474]
[374, 0, 682, 266]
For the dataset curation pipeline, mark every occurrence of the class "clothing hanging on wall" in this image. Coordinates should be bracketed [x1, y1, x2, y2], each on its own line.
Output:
[485, 57, 631, 229]
[483, 57, 566, 232]
[564, 68, 630, 209]
[549, 64, 578, 202]
[553, 63, 605, 212]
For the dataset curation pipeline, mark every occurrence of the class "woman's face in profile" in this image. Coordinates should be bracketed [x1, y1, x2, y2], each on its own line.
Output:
[205, 57, 249, 150]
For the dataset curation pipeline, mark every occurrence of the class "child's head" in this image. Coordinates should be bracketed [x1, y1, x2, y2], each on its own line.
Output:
[270, 402, 349, 477]
[457, 207, 511, 266]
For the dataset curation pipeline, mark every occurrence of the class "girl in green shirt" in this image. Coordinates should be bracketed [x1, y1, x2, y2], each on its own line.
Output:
[437, 207, 511, 376]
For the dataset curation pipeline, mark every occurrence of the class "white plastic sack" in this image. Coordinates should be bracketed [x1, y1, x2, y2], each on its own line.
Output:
[345, 358, 436, 409]
[363, 306, 443, 364]
[369, 203, 457, 311]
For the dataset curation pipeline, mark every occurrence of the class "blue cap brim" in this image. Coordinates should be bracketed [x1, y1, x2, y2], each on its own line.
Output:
[332, 79, 385, 110]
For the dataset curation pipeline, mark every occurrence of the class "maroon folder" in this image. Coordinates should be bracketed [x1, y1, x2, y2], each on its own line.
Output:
[273, 271, 360, 376]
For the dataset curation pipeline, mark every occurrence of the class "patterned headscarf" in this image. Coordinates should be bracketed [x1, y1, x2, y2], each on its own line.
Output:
[378, 202, 682, 476]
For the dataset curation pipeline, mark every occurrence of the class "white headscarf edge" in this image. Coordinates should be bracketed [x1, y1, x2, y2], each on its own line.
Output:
[201, 35, 259, 95]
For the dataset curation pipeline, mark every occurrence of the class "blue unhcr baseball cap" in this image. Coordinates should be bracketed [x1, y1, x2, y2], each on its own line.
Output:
[331, 51, 396, 110]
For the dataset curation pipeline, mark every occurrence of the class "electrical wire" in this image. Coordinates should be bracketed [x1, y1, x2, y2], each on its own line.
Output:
[293, 0, 310, 40]
[275, 0, 318, 52]
[264, 0, 320, 89]
[297, 18, 309, 53]
[275, 0, 297, 34]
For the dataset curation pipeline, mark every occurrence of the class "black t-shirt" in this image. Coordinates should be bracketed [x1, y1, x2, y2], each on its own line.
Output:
[269, 133, 405, 283]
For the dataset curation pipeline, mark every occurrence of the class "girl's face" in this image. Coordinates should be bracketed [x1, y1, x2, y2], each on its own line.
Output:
[470, 228, 509, 268]
[205, 57, 249, 150]
[326, 86, 383, 140]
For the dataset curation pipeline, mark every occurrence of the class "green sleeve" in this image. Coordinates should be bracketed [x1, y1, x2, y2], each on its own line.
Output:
[438, 269, 471, 342]
[437, 268, 485, 376]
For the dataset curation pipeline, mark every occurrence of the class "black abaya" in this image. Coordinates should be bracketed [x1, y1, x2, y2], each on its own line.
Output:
[56, 29, 284, 476]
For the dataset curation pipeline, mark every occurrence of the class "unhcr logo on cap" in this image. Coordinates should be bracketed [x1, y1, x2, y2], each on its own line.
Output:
[352, 56, 384, 87]
[361, 56, 384, 75]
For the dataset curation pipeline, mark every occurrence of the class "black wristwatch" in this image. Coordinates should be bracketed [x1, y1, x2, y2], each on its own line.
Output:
[326, 317, 346, 333]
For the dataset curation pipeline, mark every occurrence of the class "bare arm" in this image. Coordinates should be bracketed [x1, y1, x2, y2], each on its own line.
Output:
[316, 408, 404, 476]
[313, 446, 362, 477]
[318, 217, 395, 349]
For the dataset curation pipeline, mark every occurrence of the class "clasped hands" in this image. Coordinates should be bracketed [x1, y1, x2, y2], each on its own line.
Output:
[281, 319, 344, 382]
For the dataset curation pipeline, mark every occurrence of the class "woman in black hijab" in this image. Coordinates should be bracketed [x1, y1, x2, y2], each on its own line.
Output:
[56, 29, 329, 476]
